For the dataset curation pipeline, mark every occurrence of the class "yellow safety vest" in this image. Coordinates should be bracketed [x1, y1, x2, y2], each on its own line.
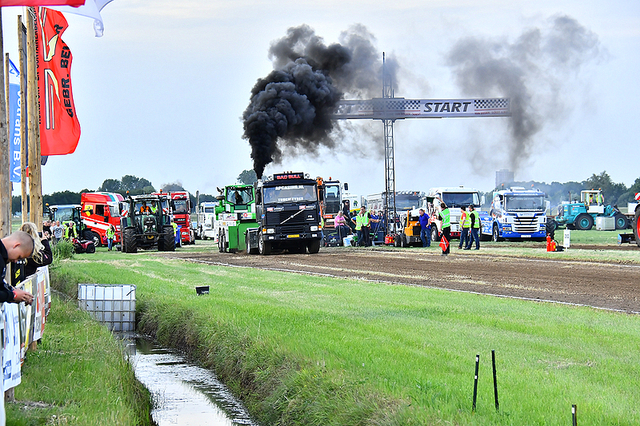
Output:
[441, 209, 451, 228]
[462, 211, 471, 228]
[355, 213, 370, 230]
[471, 210, 480, 228]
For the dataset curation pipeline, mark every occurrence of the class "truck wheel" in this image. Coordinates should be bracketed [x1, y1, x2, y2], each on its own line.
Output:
[123, 227, 137, 253]
[307, 240, 321, 254]
[614, 213, 629, 230]
[400, 234, 408, 247]
[431, 226, 441, 242]
[218, 231, 226, 253]
[492, 225, 502, 242]
[159, 225, 176, 251]
[258, 236, 271, 255]
[634, 208, 640, 248]
[574, 213, 594, 230]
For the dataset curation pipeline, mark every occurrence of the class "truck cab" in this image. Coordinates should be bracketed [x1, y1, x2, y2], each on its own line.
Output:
[215, 185, 258, 253]
[81, 192, 124, 246]
[316, 177, 348, 246]
[196, 201, 218, 240]
[485, 187, 547, 241]
[427, 187, 485, 241]
[246, 172, 322, 255]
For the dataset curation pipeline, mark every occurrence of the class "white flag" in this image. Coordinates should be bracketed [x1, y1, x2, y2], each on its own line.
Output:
[50, 0, 114, 37]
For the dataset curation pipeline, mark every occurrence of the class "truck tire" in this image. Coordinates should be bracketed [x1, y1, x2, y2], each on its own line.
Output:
[123, 227, 137, 253]
[492, 224, 503, 242]
[634, 208, 640, 248]
[84, 230, 101, 247]
[431, 226, 441, 242]
[218, 230, 226, 253]
[400, 233, 408, 247]
[307, 239, 321, 254]
[159, 225, 176, 251]
[258, 236, 271, 255]
[574, 213, 594, 231]
[614, 213, 629, 230]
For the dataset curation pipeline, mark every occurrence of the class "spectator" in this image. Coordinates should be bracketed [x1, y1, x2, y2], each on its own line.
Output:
[459, 206, 470, 249]
[334, 210, 351, 245]
[20, 222, 52, 277]
[42, 220, 52, 240]
[51, 220, 64, 244]
[465, 205, 481, 250]
[0, 231, 35, 305]
[106, 224, 116, 251]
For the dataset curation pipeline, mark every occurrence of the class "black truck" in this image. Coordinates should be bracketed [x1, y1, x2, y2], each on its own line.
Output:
[246, 172, 323, 255]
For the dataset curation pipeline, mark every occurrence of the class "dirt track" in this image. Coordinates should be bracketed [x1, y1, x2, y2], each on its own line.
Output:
[165, 246, 640, 314]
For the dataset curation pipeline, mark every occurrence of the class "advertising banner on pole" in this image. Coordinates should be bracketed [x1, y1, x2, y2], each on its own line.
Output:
[8, 59, 22, 183]
[35, 7, 81, 156]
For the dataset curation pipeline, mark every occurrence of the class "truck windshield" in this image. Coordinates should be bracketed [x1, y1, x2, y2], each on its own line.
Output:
[227, 187, 253, 205]
[395, 194, 421, 210]
[264, 184, 317, 204]
[173, 200, 189, 214]
[53, 207, 76, 222]
[108, 204, 121, 218]
[324, 185, 341, 214]
[441, 192, 480, 208]
[203, 206, 215, 213]
[504, 195, 545, 212]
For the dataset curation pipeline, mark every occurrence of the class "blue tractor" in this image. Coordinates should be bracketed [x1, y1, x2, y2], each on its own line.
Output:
[554, 190, 629, 231]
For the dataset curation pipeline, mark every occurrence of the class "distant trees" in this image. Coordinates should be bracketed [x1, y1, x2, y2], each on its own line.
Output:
[498, 170, 639, 208]
[237, 169, 257, 185]
[98, 175, 155, 196]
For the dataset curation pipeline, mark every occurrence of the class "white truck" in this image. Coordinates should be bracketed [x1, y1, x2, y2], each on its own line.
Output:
[483, 187, 547, 241]
[196, 201, 218, 240]
[427, 186, 485, 241]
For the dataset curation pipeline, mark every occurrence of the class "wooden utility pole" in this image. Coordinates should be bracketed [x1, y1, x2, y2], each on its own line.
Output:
[26, 8, 42, 229]
[18, 15, 28, 224]
[0, 8, 12, 237]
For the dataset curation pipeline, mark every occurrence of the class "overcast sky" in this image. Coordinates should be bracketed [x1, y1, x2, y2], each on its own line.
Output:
[3, 0, 639, 198]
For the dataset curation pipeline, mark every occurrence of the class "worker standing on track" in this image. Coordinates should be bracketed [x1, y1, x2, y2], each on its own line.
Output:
[438, 203, 451, 256]
[465, 205, 481, 250]
[353, 206, 372, 247]
[418, 208, 431, 247]
[459, 206, 469, 249]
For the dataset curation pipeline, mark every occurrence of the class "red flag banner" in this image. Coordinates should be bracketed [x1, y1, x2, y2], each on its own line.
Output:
[0, 1, 85, 5]
[439, 235, 449, 251]
[35, 7, 81, 156]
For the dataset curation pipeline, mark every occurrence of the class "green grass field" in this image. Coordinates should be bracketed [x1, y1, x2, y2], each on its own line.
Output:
[44, 246, 640, 426]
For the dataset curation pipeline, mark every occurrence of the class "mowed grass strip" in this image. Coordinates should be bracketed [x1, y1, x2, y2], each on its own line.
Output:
[53, 251, 640, 425]
[6, 295, 152, 426]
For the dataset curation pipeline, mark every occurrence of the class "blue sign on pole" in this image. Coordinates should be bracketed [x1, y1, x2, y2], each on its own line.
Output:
[8, 59, 21, 183]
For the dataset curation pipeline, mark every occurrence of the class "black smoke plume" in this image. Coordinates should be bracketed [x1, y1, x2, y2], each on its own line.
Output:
[446, 15, 602, 173]
[243, 24, 391, 178]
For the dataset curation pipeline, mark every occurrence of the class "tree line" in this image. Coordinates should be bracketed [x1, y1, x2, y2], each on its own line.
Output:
[489, 171, 640, 209]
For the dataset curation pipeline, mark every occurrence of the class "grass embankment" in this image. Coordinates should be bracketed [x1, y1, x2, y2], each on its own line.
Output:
[6, 294, 152, 425]
[48, 247, 640, 426]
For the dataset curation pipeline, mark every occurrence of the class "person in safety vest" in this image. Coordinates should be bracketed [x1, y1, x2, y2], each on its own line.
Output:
[171, 219, 178, 237]
[458, 206, 470, 249]
[596, 190, 604, 206]
[418, 209, 431, 247]
[150, 202, 158, 214]
[438, 203, 451, 255]
[352, 206, 373, 247]
[465, 205, 481, 250]
[140, 202, 151, 214]
[106, 225, 116, 251]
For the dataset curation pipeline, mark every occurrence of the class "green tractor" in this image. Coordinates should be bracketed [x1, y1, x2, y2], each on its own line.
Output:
[215, 184, 259, 253]
[555, 190, 630, 231]
[120, 194, 175, 253]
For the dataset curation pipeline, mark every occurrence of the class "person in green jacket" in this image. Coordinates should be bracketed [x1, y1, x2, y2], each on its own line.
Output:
[438, 203, 451, 255]
[106, 225, 116, 251]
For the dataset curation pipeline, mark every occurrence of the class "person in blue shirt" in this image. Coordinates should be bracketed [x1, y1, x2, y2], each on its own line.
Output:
[418, 208, 431, 247]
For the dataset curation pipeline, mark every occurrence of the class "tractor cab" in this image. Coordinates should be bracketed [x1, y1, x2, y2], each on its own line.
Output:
[120, 194, 175, 253]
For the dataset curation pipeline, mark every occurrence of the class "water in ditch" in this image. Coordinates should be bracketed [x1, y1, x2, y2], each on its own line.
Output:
[129, 337, 259, 426]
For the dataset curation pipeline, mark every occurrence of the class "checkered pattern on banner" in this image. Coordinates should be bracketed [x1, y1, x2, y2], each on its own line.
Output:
[386, 100, 421, 110]
[474, 99, 510, 110]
